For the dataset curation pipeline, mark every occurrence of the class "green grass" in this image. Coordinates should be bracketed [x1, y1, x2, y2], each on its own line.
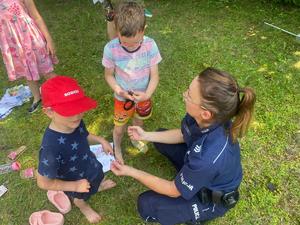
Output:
[0, 0, 299, 224]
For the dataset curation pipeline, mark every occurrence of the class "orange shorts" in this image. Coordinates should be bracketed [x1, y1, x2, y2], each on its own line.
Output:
[114, 98, 152, 126]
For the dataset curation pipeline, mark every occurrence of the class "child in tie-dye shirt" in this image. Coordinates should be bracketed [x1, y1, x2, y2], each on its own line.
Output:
[102, 1, 162, 163]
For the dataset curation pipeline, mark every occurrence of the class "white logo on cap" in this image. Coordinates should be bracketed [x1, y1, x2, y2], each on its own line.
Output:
[64, 90, 79, 96]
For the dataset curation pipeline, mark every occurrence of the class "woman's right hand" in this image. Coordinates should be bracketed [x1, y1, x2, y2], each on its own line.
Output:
[110, 161, 132, 176]
[128, 126, 146, 141]
[75, 179, 91, 193]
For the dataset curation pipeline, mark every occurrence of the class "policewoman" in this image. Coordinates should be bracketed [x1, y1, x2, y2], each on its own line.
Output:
[111, 67, 256, 225]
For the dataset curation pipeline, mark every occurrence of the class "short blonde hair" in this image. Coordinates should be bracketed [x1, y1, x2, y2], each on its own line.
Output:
[114, 1, 146, 37]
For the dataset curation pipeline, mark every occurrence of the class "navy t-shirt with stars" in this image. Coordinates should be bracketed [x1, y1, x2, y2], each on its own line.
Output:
[38, 121, 103, 183]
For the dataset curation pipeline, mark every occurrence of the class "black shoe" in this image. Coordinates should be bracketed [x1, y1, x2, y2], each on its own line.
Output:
[99, 0, 114, 21]
[28, 100, 41, 113]
[101, 0, 113, 10]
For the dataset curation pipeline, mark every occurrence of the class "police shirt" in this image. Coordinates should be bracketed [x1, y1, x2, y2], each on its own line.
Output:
[174, 114, 242, 200]
[38, 121, 103, 182]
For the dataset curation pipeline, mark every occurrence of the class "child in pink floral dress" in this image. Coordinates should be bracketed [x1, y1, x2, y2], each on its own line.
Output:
[0, 0, 58, 113]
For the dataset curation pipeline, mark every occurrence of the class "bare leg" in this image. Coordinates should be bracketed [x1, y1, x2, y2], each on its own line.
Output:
[26, 80, 40, 103]
[132, 117, 144, 127]
[73, 198, 101, 224]
[113, 124, 126, 164]
[44, 72, 57, 80]
[107, 21, 117, 40]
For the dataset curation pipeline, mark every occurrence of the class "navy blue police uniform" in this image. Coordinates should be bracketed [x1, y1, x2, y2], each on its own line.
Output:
[38, 120, 104, 201]
[137, 114, 242, 225]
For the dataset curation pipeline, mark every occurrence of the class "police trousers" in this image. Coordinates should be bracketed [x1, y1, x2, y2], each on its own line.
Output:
[137, 139, 228, 225]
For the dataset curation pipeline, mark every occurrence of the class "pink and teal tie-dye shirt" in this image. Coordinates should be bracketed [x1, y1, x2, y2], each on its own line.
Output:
[102, 36, 162, 100]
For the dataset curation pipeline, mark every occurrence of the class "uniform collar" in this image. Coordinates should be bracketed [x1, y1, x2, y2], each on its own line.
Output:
[185, 113, 221, 135]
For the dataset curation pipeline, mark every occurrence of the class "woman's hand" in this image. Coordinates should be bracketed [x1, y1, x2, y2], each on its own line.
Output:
[128, 126, 146, 141]
[75, 179, 91, 193]
[110, 161, 132, 176]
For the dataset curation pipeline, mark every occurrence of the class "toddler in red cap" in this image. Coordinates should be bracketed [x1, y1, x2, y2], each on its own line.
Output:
[36, 76, 116, 224]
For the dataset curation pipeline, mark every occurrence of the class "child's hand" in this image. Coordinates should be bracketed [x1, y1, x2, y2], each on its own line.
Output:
[75, 179, 91, 193]
[115, 87, 134, 101]
[100, 139, 114, 155]
[110, 161, 131, 176]
[132, 91, 149, 102]
[128, 126, 146, 141]
[46, 39, 58, 64]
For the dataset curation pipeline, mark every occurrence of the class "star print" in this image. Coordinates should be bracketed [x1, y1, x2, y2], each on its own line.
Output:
[70, 155, 78, 162]
[79, 127, 84, 133]
[58, 136, 66, 144]
[42, 158, 49, 166]
[79, 172, 84, 177]
[69, 166, 77, 172]
[71, 142, 79, 150]
[82, 154, 88, 160]
[56, 155, 62, 162]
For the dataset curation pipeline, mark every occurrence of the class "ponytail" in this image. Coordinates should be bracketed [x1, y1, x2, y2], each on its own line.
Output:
[231, 87, 256, 142]
[198, 67, 256, 143]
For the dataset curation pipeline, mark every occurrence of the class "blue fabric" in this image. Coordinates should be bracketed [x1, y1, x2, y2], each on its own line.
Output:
[0, 85, 31, 119]
[175, 114, 242, 200]
[138, 191, 227, 225]
[138, 114, 242, 224]
[38, 120, 104, 200]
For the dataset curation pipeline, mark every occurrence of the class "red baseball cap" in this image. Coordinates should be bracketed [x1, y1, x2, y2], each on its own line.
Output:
[41, 76, 97, 116]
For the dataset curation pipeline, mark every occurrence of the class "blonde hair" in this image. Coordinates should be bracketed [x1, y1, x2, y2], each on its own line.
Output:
[198, 67, 256, 142]
[114, 1, 146, 37]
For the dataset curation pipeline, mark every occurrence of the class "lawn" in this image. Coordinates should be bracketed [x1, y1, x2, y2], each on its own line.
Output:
[0, 0, 299, 224]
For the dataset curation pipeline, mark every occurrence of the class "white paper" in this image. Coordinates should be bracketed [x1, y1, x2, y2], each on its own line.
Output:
[93, 0, 103, 4]
[90, 143, 115, 173]
[0, 185, 8, 197]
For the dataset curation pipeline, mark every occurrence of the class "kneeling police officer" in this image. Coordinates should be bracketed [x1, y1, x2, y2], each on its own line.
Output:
[111, 68, 256, 225]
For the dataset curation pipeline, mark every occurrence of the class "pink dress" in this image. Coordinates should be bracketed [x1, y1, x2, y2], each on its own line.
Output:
[0, 0, 54, 81]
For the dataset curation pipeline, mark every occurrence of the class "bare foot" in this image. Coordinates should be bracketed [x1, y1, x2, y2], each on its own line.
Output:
[114, 148, 124, 164]
[73, 198, 101, 224]
[98, 179, 116, 192]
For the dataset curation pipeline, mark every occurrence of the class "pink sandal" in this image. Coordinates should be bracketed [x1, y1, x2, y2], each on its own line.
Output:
[7, 146, 26, 160]
[47, 190, 71, 214]
[29, 210, 64, 225]
[20, 167, 36, 179]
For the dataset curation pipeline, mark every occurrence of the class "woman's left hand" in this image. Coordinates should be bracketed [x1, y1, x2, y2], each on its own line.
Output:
[110, 161, 132, 176]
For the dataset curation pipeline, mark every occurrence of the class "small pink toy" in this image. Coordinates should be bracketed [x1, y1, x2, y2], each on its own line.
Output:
[0, 161, 21, 175]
